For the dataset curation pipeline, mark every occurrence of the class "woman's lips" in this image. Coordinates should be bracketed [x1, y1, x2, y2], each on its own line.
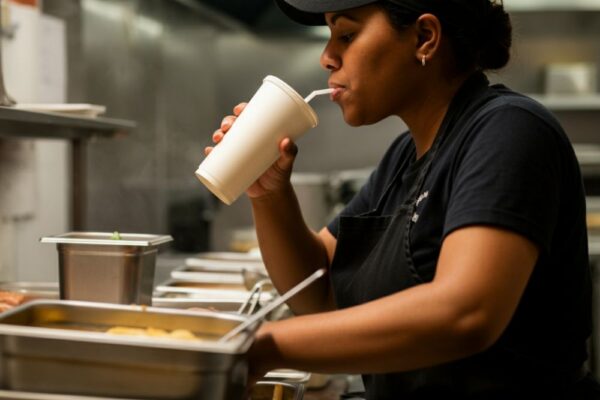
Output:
[330, 87, 345, 101]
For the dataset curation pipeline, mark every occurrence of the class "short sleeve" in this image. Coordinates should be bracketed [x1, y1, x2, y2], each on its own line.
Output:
[443, 104, 566, 253]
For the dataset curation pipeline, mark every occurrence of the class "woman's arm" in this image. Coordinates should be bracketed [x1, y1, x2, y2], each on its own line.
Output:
[209, 103, 338, 315]
[251, 183, 338, 315]
[249, 225, 538, 376]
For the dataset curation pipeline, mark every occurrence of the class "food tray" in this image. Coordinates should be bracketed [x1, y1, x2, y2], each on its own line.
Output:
[152, 293, 286, 321]
[0, 381, 304, 400]
[0, 390, 132, 399]
[40, 232, 173, 247]
[264, 370, 311, 383]
[184, 257, 266, 274]
[0, 282, 59, 299]
[0, 300, 258, 400]
[152, 293, 248, 312]
[187, 251, 262, 263]
[250, 381, 304, 400]
[170, 266, 245, 284]
[154, 278, 274, 302]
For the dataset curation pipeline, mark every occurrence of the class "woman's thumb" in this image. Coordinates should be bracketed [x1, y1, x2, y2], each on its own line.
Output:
[278, 138, 298, 171]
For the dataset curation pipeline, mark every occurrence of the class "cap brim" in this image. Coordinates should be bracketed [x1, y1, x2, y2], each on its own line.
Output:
[274, 0, 376, 26]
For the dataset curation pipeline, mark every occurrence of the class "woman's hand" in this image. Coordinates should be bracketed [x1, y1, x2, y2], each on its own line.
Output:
[243, 323, 280, 397]
[204, 103, 298, 200]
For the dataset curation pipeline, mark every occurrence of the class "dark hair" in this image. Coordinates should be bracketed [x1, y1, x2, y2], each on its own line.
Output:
[378, 0, 512, 72]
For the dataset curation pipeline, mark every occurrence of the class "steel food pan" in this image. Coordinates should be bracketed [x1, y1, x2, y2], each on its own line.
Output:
[152, 293, 247, 312]
[170, 266, 245, 284]
[0, 282, 59, 300]
[0, 390, 133, 399]
[263, 370, 311, 383]
[171, 266, 270, 292]
[40, 232, 173, 247]
[154, 279, 274, 302]
[0, 382, 304, 400]
[0, 300, 258, 400]
[249, 381, 304, 400]
[184, 257, 266, 274]
[186, 251, 262, 263]
[156, 278, 248, 292]
[41, 232, 172, 305]
[151, 294, 287, 320]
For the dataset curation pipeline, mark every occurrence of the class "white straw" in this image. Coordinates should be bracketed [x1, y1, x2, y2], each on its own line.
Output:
[304, 88, 334, 103]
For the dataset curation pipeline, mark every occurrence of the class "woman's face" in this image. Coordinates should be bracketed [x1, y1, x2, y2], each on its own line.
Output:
[322, 5, 418, 126]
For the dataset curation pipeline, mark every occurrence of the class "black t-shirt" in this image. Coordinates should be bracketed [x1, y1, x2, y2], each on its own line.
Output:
[327, 77, 592, 379]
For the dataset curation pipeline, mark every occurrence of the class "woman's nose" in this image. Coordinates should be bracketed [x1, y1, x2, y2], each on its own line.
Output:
[320, 43, 340, 72]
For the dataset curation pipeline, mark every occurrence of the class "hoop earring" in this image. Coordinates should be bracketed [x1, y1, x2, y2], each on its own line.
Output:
[421, 55, 427, 67]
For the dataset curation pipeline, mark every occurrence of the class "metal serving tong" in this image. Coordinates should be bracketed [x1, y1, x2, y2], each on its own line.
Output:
[220, 268, 326, 342]
[237, 278, 273, 316]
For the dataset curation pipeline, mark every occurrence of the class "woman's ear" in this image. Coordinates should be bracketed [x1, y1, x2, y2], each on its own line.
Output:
[414, 13, 442, 66]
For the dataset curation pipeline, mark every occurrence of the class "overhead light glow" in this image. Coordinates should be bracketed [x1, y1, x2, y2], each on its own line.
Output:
[82, 0, 163, 37]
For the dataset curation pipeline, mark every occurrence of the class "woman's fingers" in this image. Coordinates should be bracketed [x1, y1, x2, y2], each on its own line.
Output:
[212, 129, 224, 144]
[220, 115, 236, 132]
[210, 103, 246, 147]
[206, 103, 248, 159]
[233, 102, 247, 116]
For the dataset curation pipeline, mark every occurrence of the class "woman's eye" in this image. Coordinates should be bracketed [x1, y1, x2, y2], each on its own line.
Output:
[338, 33, 355, 43]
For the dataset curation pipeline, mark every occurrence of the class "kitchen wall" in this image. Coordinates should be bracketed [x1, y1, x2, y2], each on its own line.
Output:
[43, 1, 600, 252]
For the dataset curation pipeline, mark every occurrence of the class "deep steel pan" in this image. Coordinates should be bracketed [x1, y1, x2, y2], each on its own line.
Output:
[0, 300, 258, 400]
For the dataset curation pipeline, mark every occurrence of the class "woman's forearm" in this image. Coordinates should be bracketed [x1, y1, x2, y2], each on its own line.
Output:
[250, 226, 537, 377]
[251, 183, 336, 314]
[250, 281, 489, 376]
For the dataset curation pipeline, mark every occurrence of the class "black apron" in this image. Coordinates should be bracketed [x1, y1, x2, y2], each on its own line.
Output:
[329, 74, 597, 399]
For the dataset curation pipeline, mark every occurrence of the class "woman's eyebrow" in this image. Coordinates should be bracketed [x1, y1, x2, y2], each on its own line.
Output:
[328, 12, 359, 26]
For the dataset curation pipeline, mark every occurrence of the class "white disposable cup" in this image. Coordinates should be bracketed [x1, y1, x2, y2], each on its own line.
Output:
[195, 75, 319, 205]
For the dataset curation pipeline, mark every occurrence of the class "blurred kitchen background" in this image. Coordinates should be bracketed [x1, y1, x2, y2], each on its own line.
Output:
[0, 0, 600, 370]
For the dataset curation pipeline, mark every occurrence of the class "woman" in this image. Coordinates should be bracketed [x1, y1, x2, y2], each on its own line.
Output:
[207, 0, 597, 398]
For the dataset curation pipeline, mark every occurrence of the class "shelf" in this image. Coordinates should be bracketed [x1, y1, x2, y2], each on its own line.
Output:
[527, 94, 600, 111]
[0, 106, 135, 140]
[505, 0, 600, 11]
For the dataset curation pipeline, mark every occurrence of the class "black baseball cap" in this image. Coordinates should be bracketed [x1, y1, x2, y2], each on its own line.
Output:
[275, 0, 380, 26]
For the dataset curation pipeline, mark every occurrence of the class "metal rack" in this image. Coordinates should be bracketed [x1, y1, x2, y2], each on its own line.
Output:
[0, 106, 136, 230]
[0, 3, 136, 229]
